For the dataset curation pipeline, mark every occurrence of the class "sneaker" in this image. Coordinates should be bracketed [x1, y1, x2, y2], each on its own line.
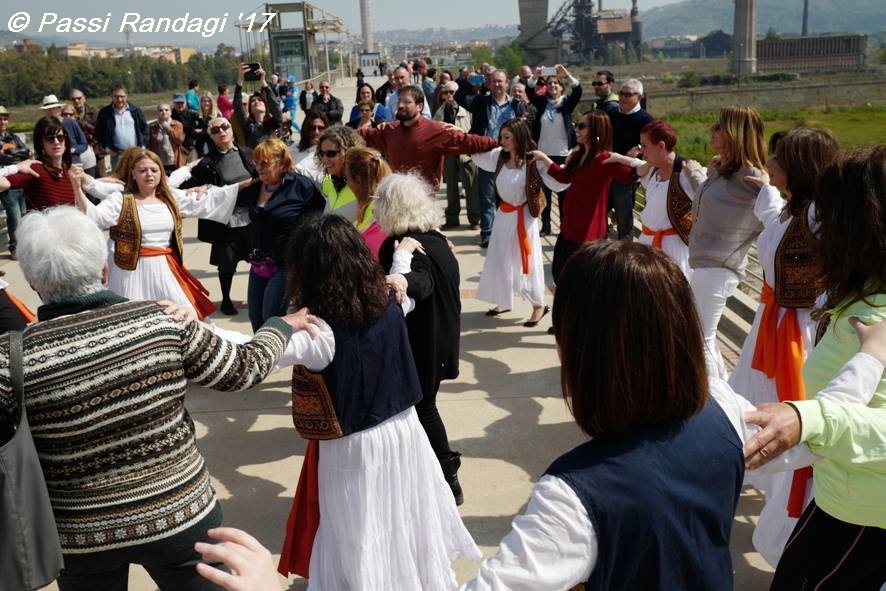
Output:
[220, 300, 238, 315]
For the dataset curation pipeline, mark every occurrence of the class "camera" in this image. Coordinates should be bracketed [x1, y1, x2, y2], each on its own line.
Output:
[243, 63, 262, 82]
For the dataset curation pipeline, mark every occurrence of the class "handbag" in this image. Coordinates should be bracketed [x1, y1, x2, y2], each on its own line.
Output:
[0, 332, 64, 591]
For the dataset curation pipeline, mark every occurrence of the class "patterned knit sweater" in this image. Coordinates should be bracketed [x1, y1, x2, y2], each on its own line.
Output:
[0, 292, 291, 554]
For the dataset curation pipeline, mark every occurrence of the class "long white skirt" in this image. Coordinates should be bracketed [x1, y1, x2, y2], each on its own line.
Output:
[308, 407, 481, 590]
[476, 207, 545, 310]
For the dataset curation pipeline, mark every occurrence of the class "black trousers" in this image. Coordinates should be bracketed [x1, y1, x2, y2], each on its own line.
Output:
[608, 179, 638, 240]
[551, 236, 582, 286]
[771, 501, 886, 590]
[539, 155, 567, 232]
[415, 379, 453, 459]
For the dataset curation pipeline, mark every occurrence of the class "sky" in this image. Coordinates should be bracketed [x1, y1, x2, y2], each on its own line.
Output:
[4, 0, 683, 47]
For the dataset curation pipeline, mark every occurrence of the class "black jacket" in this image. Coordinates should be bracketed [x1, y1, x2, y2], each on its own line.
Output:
[233, 84, 283, 149]
[0, 130, 30, 166]
[95, 102, 149, 151]
[528, 82, 583, 151]
[378, 230, 461, 398]
[466, 95, 527, 137]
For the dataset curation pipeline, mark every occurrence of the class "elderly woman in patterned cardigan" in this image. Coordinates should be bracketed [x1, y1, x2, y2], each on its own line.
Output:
[8, 206, 314, 591]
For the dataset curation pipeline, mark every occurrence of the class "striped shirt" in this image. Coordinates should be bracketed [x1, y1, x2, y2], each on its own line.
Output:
[6, 162, 76, 210]
[0, 294, 291, 553]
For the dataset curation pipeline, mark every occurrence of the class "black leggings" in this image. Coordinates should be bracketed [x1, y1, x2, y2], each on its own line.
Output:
[771, 501, 886, 590]
[415, 380, 452, 459]
[551, 236, 582, 286]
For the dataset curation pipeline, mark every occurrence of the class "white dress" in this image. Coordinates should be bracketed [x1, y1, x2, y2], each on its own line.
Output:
[83, 186, 238, 316]
[472, 148, 569, 310]
[638, 166, 705, 280]
[727, 185, 820, 567]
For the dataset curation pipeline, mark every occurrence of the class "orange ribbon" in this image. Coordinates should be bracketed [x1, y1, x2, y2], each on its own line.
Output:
[641, 225, 678, 250]
[138, 247, 216, 320]
[278, 439, 319, 578]
[751, 282, 810, 517]
[5, 290, 36, 323]
[498, 200, 531, 275]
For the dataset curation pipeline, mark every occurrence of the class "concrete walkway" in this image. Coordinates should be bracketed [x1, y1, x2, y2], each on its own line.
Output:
[13, 75, 774, 590]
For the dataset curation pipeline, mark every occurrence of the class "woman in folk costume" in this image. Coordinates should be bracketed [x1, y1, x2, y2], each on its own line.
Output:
[604, 120, 707, 280]
[71, 149, 251, 319]
[472, 119, 568, 327]
[277, 214, 480, 589]
[727, 128, 840, 567]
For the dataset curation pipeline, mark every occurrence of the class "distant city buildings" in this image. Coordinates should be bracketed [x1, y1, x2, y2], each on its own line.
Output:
[5, 38, 196, 64]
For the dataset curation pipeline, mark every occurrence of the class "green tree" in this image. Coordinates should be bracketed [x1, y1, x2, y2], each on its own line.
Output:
[215, 43, 236, 58]
[764, 27, 780, 41]
[494, 41, 524, 77]
[471, 45, 494, 68]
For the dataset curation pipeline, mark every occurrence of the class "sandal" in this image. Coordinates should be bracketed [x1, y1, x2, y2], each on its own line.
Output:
[523, 305, 550, 328]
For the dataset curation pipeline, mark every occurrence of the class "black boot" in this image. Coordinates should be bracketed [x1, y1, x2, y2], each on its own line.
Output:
[439, 452, 464, 506]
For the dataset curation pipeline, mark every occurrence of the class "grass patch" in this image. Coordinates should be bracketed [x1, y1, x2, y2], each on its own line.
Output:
[665, 105, 885, 162]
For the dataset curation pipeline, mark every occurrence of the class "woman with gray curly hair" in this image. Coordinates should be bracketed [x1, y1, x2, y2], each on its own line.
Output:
[375, 173, 467, 505]
[313, 125, 365, 221]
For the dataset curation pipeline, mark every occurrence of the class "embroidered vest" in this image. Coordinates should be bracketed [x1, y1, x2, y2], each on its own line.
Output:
[664, 156, 693, 246]
[774, 202, 820, 309]
[494, 153, 547, 218]
[109, 193, 185, 271]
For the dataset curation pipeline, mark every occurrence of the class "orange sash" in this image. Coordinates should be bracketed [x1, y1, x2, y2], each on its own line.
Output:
[138, 247, 216, 320]
[641, 225, 678, 250]
[751, 282, 810, 517]
[4, 290, 36, 324]
[498, 201, 531, 275]
[278, 439, 319, 578]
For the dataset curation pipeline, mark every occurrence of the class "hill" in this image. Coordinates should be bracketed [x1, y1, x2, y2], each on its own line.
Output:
[642, 0, 885, 38]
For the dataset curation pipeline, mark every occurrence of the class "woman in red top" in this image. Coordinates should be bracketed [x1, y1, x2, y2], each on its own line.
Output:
[0, 117, 77, 211]
[530, 110, 635, 283]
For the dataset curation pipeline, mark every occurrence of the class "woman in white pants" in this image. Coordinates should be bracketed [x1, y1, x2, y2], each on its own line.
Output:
[688, 105, 768, 379]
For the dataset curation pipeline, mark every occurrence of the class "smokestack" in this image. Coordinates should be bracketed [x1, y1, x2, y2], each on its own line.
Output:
[802, 0, 809, 36]
[360, 0, 373, 52]
[732, 0, 757, 75]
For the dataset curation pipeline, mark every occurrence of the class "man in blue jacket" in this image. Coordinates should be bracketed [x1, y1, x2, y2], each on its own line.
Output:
[95, 84, 148, 168]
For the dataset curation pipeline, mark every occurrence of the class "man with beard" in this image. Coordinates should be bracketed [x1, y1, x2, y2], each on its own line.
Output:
[358, 86, 497, 189]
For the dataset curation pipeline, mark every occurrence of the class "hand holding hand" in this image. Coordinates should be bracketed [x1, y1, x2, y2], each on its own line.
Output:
[602, 152, 633, 166]
[156, 299, 198, 323]
[745, 171, 769, 190]
[395, 237, 425, 255]
[743, 402, 802, 469]
[386, 273, 408, 304]
[851, 317, 886, 365]
[280, 307, 321, 338]
[195, 527, 282, 591]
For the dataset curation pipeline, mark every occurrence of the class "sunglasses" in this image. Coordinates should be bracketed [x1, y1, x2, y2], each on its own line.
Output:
[318, 150, 340, 158]
[308, 125, 326, 132]
[253, 159, 279, 168]
[209, 123, 231, 135]
[319, 86, 330, 90]
[591, 81, 607, 87]
[575, 122, 588, 130]
[43, 133, 66, 143]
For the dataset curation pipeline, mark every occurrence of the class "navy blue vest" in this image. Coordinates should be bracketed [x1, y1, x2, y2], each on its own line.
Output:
[320, 299, 423, 436]
[545, 399, 744, 591]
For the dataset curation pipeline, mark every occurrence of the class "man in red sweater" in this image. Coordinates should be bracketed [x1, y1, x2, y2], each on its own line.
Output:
[358, 86, 497, 189]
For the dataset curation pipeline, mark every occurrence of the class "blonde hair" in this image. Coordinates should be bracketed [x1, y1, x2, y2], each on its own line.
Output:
[314, 125, 365, 168]
[343, 147, 392, 225]
[716, 105, 766, 178]
[200, 91, 219, 118]
[374, 172, 440, 235]
[253, 138, 295, 173]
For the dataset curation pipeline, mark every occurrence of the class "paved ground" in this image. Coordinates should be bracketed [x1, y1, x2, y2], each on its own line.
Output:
[10, 74, 774, 589]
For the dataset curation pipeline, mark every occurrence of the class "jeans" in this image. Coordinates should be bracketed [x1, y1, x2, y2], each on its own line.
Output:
[247, 267, 288, 332]
[0, 188, 25, 252]
[690, 266, 740, 380]
[443, 155, 479, 226]
[609, 180, 638, 240]
[476, 168, 495, 241]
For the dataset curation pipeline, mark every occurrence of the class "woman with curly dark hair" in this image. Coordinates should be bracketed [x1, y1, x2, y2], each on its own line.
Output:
[277, 214, 480, 587]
